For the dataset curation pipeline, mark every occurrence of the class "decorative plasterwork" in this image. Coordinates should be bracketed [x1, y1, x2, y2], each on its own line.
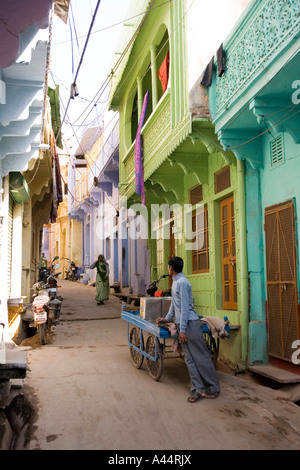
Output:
[121, 97, 191, 201]
[148, 172, 184, 203]
[0, 40, 48, 176]
[0, 0, 52, 68]
[215, 0, 300, 121]
[167, 152, 208, 186]
[250, 97, 300, 144]
[218, 129, 264, 170]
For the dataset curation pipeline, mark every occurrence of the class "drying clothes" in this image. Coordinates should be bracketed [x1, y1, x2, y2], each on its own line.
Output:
[166, 322, 181, 353]
[200, 316, 230, 339]
[200, 56, 214, 87]
[158, 50, 170, 93]
[217, 43, 225, 77]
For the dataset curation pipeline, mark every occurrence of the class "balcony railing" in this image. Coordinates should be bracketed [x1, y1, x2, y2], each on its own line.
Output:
[121, 90, 191, 198]
[214, 0, 300, 122]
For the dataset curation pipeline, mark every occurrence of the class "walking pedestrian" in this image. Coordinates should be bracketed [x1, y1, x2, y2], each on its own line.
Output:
[40, 252, 47, 268]
[90, 254, 110, 305]
[156, 256, 220, 402]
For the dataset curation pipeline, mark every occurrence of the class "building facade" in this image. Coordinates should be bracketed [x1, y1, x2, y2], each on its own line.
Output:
[207, 0, 300, 373]
[68, 116, 151, 295]
[0, 1, 59, 394]
[109, 0, 251, 368]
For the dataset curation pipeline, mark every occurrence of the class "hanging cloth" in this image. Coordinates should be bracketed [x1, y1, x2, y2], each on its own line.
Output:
[217, 43, 225, 77]
[200, 56, 214, 87]
[158, 50, 170, 93]
[135, 90, 149, 206]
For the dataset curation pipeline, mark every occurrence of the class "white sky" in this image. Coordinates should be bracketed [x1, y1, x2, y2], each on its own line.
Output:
[49, 0, 132, 153]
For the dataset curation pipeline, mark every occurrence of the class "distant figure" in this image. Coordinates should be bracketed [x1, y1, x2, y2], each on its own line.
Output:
[40, 252, 47, 268]
[90, 254, 110, 305]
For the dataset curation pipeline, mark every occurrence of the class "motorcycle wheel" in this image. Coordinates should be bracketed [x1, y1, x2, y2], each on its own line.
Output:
[39, 323, 46, 345]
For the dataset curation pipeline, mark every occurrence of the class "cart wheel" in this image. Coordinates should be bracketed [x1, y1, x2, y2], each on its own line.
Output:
[129, 327, 144, 369]
[145, 335, 163, 381]
[203, 332, 218, 367]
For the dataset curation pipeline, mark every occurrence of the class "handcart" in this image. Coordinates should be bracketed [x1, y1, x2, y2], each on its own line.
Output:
[121, 309, 229, 381]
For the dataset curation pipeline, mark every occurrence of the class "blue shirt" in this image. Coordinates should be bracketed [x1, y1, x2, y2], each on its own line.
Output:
[165, 272, 199, 333]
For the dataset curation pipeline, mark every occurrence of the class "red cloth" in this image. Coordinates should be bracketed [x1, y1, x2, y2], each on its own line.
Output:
[158, 51, 170, 93]
[154, 290, 163, 297]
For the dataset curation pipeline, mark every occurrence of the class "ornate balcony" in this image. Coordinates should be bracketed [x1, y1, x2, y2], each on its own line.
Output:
[120, 91, 191, 200]
[214, 0, 300, 124]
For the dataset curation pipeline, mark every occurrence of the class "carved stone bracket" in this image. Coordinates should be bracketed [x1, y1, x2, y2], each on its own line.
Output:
[148, 173, 184, 203]
[250, 97, 300, 143]
[167, 152, 208, 185]
[218, 129, 264, 170]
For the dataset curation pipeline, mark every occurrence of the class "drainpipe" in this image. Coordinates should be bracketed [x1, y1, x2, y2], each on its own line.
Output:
[237, 158, 249, 371]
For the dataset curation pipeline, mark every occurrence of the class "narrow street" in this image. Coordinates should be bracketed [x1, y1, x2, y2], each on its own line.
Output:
[19, 280, 300, 451]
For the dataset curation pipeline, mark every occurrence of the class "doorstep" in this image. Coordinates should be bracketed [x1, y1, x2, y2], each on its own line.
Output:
[249, 363, 300, 384]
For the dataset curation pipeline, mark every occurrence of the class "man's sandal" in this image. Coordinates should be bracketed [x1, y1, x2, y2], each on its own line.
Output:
[205, 392, 220, 399]
[187, 392, 206, 403]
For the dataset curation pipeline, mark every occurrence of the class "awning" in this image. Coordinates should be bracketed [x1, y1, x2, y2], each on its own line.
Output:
[9, 172, 30, 204]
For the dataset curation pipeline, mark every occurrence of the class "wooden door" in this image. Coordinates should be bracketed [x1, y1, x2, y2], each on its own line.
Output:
[265, 200, 299, 361]
[221, 196, 237, 310]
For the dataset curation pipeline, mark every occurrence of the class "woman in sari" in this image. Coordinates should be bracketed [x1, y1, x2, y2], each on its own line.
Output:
[90, 255, 110, 305]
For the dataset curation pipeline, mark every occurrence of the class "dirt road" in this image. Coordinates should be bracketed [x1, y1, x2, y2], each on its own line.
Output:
[21, 280, 300, 451]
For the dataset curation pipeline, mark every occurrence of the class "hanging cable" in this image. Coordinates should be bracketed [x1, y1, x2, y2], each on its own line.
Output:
[55, 0, 102, 143]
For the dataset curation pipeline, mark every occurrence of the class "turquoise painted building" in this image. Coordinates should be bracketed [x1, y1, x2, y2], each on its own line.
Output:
[208, 0, 300, 373]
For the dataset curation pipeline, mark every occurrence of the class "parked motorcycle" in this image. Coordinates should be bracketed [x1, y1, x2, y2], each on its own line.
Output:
[31, 259, 63, 345]
[37, 255, 63, 300]
[38, 255, 60, 282]
[146, 274, 171, 297]
[64, 258, 78, 281]
[31, 279, 62, 345]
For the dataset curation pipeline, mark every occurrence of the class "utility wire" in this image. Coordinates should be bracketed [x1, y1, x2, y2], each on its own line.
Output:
[55, 0, 102, 144]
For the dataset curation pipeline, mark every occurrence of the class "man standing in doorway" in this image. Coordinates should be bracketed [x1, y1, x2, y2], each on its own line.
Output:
[156, 256, 220, 402]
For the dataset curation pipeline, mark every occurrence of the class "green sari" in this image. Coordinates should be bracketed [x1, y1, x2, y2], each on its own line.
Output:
[90, 255, 110, 302]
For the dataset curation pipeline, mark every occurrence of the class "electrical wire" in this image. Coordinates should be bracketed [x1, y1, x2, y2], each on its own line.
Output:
[54, 0, 300, 211]
[51, 0, 196, 207]
[52, 0, 172, 140]
[52, 0, 172, 46]
[55, 0, 102, 144]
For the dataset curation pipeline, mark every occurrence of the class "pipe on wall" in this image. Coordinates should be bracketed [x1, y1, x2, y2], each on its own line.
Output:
[237, 158, 249, 369]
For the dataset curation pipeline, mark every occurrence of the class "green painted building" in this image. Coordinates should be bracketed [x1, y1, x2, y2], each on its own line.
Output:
[109, 0, 251, 369]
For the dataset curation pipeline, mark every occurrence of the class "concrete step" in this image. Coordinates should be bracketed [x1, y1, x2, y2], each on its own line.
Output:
[249, 363, 300, 384]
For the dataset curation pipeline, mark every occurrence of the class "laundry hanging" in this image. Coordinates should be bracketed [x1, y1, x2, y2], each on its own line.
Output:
[200, 56, 214, 87]
[217, 43, 225, 77]
[159, 50, 170, 93]
[135, 90, 149, 206]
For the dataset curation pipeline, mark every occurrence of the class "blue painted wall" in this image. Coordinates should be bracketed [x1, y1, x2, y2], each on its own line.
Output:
[246, 130, 300, 363]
